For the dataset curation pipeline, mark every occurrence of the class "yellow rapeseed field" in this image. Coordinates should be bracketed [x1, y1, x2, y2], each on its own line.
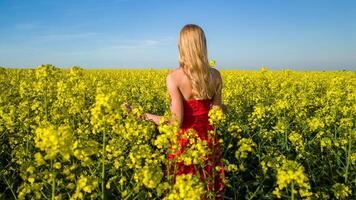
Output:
[0, 65, 355, 199]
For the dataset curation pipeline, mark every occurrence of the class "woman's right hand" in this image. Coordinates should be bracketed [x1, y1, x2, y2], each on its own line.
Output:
[221, 103, 227, 113]
[212, 103, 227, 113]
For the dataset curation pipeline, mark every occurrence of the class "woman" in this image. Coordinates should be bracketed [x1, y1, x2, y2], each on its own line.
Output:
[143, 24, 225, 198]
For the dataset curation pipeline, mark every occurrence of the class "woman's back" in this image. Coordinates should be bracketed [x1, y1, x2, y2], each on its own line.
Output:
[169, 67, 222, 104]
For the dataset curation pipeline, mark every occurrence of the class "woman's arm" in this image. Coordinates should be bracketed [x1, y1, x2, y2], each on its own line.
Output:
[166, 73, 184, 125]
[143, 113, 163, 125]
[144, 73, 184, 126]
[211, 69, 227, 113]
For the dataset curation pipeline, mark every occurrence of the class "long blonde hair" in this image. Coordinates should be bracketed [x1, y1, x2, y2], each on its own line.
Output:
[178, 24, 215, 99]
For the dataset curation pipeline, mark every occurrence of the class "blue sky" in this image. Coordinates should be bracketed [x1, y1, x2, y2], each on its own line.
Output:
[0, 0, 355, 70]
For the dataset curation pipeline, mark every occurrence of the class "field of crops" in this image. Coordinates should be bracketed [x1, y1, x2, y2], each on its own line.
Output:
[0, 65, 355, 199]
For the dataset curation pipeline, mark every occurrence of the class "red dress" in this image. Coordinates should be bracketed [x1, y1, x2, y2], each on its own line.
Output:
[167, 99, 224, 197]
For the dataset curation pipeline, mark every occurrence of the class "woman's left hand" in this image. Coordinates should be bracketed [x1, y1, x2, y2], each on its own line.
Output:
[139, 113, 148, 121]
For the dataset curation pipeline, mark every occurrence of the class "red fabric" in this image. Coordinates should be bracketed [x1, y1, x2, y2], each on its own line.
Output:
[167, 99, 224, 198]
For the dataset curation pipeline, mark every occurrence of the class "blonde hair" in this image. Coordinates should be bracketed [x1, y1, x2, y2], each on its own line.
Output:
[178, 24, 215, 99]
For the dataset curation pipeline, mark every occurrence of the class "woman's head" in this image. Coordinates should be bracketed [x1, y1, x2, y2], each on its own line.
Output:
[178, 24, 214, 99]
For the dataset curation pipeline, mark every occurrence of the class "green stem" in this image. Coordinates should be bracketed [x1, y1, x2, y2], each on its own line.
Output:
[2, 174, 18, 200]
[283, 113, 289, 152]
[26, 135, 29, 155]
[51, 159, 55, 200]
[247, 183, 262, 200]
[291, 181, 294, 200]
[101, 131, 106, 200]
[344, 129, 352, 183]
[166, 159, 171, 185]
[26, 104, 30, 155]
[45, 78, 48, 121]
[212, 128, 216, 198]
[285, 131, 289, 151]
[171, 157, 178, 186]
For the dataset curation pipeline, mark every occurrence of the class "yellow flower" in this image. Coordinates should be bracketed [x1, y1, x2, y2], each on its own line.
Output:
[208, 106, 225, 126]
[34, 124, 75, 161]
[209, 59, 216, 67]
[235, 138, 256, 160]
[272, 159, 312, 199]
[332, 183, 351, 199]
[28, 177, 35, 184]
[164, 174, 204, 200]
[260, 66, 268, 72]
[53, 162, 62, 169]
[119, 177, 126, 186]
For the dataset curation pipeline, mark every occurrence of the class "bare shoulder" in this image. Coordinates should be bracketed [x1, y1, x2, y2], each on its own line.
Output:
[167, 67, 184, 82]
[170, 67, 182, 76]
[166, 67, 181, 84]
